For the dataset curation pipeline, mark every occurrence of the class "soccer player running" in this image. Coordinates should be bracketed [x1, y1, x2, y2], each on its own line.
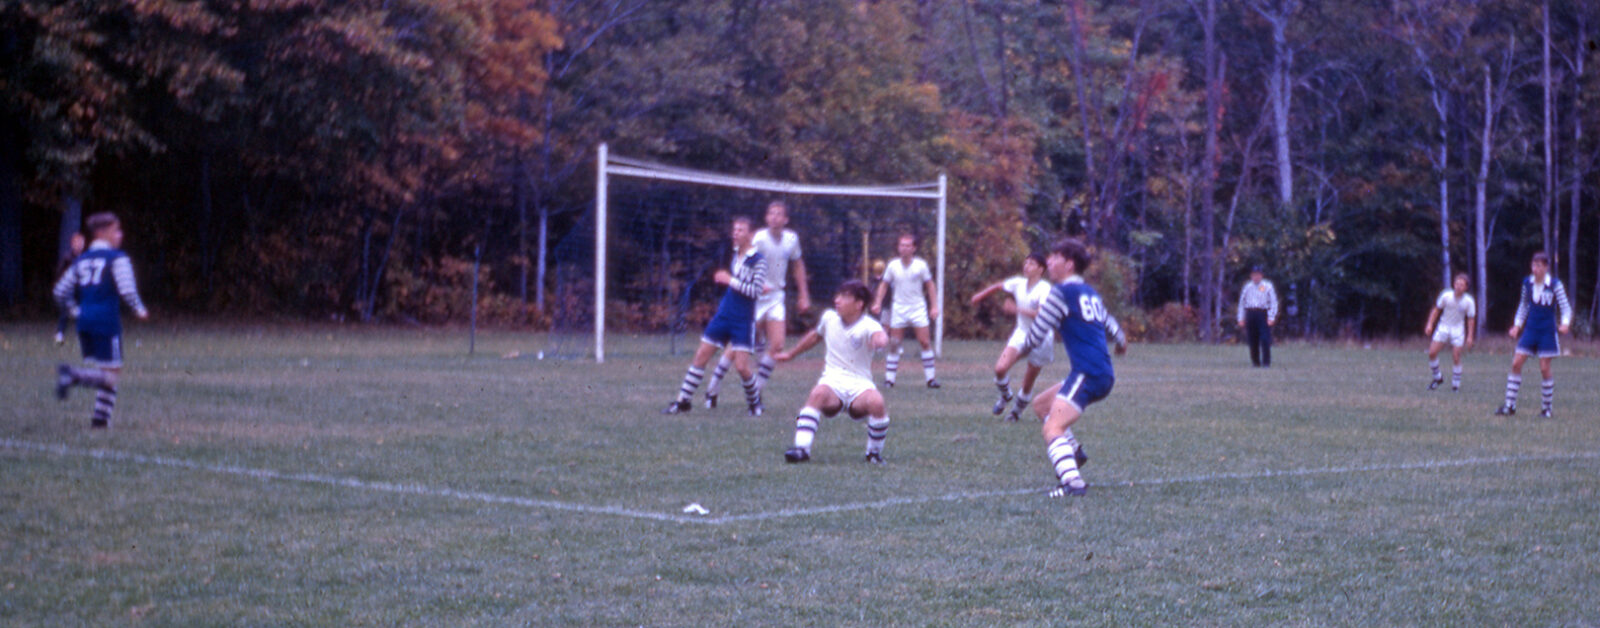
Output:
[969, 253, 1054, 421]
[53, 213, 149, 429]
[1494, 252, 1573, 418]
[1008, 238, 1126, 498]
[1423, 272, 1476, 391]
[773, 280, 891, 464]
[662, 216, 768, 416]
[704, 200, 811, 408]
[870, 233, 940, 388]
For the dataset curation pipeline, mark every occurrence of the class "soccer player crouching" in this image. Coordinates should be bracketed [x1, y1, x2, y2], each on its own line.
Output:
[870, 232, 941, 388]
[1423, 273, 1475, 391]
[1009, 238, 1126, 497]
[969, 253, 1054, 421]
[662, 216, 768, 416]
[1495, 252, 1572, 418]
[772, 280, 891, 464]
[53, 212, 150, 429]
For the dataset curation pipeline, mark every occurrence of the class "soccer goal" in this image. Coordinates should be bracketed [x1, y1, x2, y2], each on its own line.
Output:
[545, 144, 946, 362]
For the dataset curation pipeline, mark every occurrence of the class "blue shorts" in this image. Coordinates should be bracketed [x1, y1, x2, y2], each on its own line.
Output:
[1056, 371, 1113, 412]
[702, 312, 756, 353]
[79, 331, 124, 368]
[1515, 328, 1561, 359]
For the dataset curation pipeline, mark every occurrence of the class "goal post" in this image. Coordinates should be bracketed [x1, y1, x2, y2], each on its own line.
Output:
[590, 143, 947, 363]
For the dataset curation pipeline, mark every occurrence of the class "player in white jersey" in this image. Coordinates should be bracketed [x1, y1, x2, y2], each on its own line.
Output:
[705, 201, 811, 407]
[774, 280, 891, 464]
[969, 253, 1054, 421]
[1423, 272, 1476, 391]
[870, 233, 940, 388]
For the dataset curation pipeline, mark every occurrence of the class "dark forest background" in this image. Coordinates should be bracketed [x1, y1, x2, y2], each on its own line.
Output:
[2, 0, 1596, 341]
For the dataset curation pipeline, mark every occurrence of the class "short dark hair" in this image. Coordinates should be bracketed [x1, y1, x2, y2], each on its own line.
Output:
[898, 232, 917, 245]
[836, 279, 871, 305]
[732, 215, 754, 229]
[1453, 272, 1470, 285]
[1531, 251, 1550, 266]
[86, 212, 119, 235]
[1049, 238, 1092, 273]
[767, 200, 787, 213]
[1025, 252, 1046, 268]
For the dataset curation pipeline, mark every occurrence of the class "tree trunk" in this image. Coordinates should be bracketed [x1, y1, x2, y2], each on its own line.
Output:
[1198, 0, 1220, 341]
[516, 157, 528, 306]
[59, 195, 83, 266]
[1541, 0, 1555, 256]
[0, 121, 21, 307]
[1474, 63, 1495, 337]
[1433, 93, 1451, 288]
[1068, 0, 1099, 242]
[1568, 17, 1586, 300]
[537, 204, 549, 312]
[1269, 14, 1294, 213]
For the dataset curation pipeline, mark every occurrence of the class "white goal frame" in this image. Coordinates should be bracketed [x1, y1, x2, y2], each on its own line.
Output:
[594, 143, 947, 363]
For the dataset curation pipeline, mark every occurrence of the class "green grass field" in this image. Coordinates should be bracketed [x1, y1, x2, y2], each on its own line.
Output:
[3, 322, 1599, 625]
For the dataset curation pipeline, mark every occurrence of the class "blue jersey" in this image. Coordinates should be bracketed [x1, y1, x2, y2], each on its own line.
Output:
[1022, 276, 1125, 378]
[53, 242, 147, 336]
[715, 246, 767, 321]
[1513, 275, 1572, 335]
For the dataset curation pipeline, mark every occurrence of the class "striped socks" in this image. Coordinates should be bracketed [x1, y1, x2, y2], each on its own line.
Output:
[865, 416, 890, 455]
[920, 350, 936, 383]
[676, 365, 705, 403]
[793, 407, 820, 452]
[1047, 435, 1083, 490]
[1502, 373, 1521, 410]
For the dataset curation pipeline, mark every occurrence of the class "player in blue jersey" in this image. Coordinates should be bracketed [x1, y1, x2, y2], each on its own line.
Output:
[662, 216, 769, 416]
[1007, 238, 1126, 498]
[1494, 252, 1572, 418]
[52, 213, 149, 429]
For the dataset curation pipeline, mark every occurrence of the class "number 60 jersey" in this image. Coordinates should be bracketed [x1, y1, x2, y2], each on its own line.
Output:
[1022, 276, 1125, 379]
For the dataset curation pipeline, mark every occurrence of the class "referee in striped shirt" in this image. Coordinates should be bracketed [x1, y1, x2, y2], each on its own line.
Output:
[1237, 265, 1278, 367]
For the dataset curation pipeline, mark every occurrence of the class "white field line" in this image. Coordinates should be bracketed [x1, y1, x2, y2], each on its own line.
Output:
[5, 438, 1597, 526]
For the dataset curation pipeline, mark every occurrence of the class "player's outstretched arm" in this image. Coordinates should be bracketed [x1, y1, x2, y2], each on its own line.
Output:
[51, 267, 78, 318]
[1465, 315, 1475, 347]
[924, 279, 939, 319]
[774, 330, 823, 362]
[1106, 313, 1128, 356]
[969, 281, 1005, 305]
[1424, 307, 1441, 336]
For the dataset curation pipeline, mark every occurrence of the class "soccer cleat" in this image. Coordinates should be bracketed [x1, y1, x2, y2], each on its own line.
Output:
[54, 331, 65, 345]
[1492, 404, 1515, 416]
[926, 379, 941, 389]
[1003, 406, 1022, 422]
[55, 364, 73, 401]
[1539, 407, 1553, 418]
[1451, 385, 1459, 392]
[1048, 482, 1087, 498]
[704, 393, 718, 409]
[90, 418, 108, 429]
[748, 401, 764, 417]
[1428, 377, 1443, 391]
[661, 399, 692, 414]
[784, 447, 810, 463]
[863, 452, 885, 465]
[992, 392, 1012, 415]
[884, 378, 895, 388]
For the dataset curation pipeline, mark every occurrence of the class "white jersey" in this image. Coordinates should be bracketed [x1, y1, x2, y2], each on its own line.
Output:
[819, 309, 884, 382]
[753, 228, 802, 292]
[882, 257, 933, 311]
[1003, 275, 1053, 332]
[1434, 289, 1475, 329]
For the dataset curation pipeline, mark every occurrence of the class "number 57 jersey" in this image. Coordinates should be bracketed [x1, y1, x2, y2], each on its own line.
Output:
[1027, 276, 1124, 379]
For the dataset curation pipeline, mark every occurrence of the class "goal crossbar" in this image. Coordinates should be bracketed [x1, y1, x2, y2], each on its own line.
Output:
[594, 143, 948, 362]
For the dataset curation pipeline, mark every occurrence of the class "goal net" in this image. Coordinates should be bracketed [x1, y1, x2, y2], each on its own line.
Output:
[545, 144, 947, 362]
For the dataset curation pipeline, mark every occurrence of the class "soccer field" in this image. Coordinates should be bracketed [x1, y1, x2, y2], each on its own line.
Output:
[2, 323, 1598, 625]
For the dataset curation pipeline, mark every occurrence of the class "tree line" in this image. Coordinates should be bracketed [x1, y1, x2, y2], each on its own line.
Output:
[1, 0, 1595, 340]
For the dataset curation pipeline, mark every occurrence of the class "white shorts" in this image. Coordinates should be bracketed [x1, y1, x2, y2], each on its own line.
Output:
[888, 303, 929, 329]
[820, 372, 877, 412]
[1007, 327, 1054, 367]
[756, 293, 787, 323]
[1431, 325, 1466, 348]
